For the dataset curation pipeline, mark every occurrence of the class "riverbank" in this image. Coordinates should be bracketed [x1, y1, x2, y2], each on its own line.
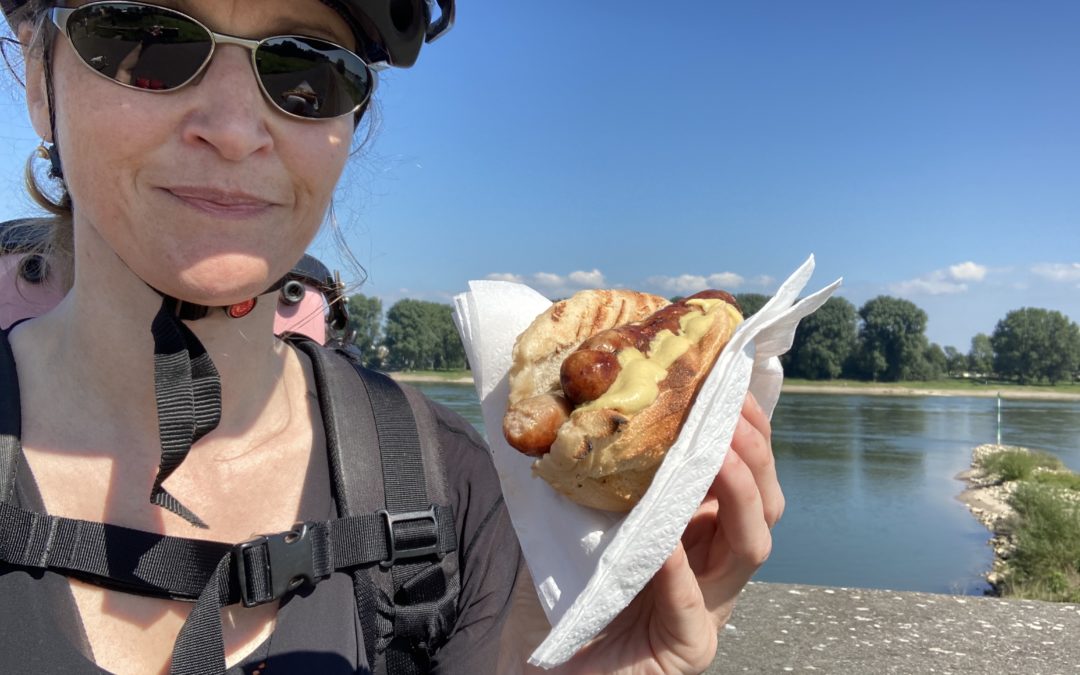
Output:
[957, 444, 1080, 601]
[388, 371, 474, 384]
[388, 371, 1080, 401]
[783, 382, 1080, 401]
[956, 444, 1021, 591]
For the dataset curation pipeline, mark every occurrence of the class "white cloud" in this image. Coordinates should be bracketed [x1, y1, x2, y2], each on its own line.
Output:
[707, 272, 745, 288]
[484, 269, 611, 298]
[647, 274, 708, 295]
[484, 268, 760, 299]
[568, 269, 606, 288]
[532, 272, 564, 289]
[1032, 262, 1080, 283]
[647, 271, 747, 295]
[948, 261, 987, 282]
[891, 261, 989, 296]
[890, 277, 968, 296]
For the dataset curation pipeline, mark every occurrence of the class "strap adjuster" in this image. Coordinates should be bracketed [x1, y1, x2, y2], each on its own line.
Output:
[235, 522, 320, 608]
[378, 506, 441, 569]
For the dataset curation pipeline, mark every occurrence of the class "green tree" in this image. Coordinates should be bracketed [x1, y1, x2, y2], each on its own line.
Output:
[734, 293, 770, 318]
[990, 308, 1080, 384]
[920, 343, 948, 381]
[384, 299, 441, 370]
[943, 346, 966, 376]
[854, 296, 930, 382]
[432, 303, 468, 370]
[346, 293, 383, 368]
[383, 299, 468, 371]
[784, 296, 857, 380]
[968, 333, 993, 376]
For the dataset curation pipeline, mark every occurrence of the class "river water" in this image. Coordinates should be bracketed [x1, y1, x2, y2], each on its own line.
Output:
[412, 382, 1080, 595]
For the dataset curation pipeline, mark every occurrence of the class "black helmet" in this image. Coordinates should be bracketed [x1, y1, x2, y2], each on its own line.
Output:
[1, 0, 455, 67]
[329, 0, 455, 67]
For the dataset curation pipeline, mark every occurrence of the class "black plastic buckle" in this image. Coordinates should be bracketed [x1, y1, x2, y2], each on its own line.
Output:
[378, 506, 441, 569]
[235, 522, 318, 608]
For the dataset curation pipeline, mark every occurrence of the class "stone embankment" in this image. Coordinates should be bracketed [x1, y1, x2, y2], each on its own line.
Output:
[955, 443, 1022, 590]
[708, 581, 1080, 673]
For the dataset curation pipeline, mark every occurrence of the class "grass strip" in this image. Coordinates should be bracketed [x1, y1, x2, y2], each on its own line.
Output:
[979, 448, 1080, 602]
[977, 448, 1064, 482]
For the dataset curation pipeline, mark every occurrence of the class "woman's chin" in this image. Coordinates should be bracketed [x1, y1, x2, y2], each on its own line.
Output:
[153, 258, 282, 307]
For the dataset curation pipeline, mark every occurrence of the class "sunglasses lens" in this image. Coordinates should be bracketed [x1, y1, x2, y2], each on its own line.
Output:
[256, 37, 372, 119]
[64, 4, 212, 91]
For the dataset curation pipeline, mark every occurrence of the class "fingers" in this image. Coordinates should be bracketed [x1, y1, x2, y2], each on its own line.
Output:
[647, 543, 718, 673]
[725, 392, 784, 528]
[691, 450, 769, 632]
[741, 390, 771, 439]
[710, 448, 773, 573]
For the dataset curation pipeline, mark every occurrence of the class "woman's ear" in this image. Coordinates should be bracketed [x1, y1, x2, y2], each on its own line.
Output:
[18, 22, 53, 142]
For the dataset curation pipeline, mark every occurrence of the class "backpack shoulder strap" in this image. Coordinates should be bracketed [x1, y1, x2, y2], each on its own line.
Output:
[0, 328, 21, 505]
[297, 341, 459, 674]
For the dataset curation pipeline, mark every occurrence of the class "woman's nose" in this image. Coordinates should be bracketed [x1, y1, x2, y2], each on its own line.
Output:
[178, 44, 275, 161]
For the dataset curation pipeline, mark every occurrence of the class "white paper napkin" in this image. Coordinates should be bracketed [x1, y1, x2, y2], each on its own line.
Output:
[453, 255, 840, 668]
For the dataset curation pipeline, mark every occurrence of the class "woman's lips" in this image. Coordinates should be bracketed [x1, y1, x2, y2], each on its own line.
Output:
[165, 187, 277, 217]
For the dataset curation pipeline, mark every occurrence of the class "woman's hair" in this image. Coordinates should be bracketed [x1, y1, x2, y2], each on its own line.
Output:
[2, 0, 371, 294]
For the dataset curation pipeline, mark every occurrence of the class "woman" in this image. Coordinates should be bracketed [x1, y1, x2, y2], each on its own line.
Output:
[0, 1, 782, 673]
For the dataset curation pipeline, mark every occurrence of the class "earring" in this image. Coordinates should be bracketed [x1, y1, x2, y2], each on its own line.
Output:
[35, 141, 64, 180]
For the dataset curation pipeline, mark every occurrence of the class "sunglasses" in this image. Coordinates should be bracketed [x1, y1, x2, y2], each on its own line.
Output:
[50, 1, 375, 120]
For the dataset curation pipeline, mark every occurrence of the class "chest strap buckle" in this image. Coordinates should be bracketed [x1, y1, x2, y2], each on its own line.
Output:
[234, 522, 323, 607]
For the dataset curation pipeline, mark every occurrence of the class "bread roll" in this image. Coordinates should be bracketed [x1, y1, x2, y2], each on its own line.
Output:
[505, 289, 743, 511]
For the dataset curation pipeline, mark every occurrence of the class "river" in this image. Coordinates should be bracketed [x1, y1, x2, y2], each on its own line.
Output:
[411, 383, 1080, 595]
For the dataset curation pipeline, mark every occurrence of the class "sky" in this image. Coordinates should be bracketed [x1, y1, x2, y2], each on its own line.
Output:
[1, 1, 1078, 350]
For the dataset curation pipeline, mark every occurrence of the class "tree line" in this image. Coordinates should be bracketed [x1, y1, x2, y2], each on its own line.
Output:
[347, 295, 467, 371]
[347, 292, 1080, 384]
[733, 293, 1080, 385]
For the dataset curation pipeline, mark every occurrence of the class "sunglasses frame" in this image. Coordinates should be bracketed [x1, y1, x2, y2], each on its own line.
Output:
[50, 0, 376, 121]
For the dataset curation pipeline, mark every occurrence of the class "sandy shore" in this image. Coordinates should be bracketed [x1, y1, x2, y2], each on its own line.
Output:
[389, 373, 474, 384]
[783, 383, 1080, 401]
[387, 373, 1080, 401]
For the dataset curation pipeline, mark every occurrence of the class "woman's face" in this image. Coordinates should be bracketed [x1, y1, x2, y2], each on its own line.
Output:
[29, 0, 358, 305]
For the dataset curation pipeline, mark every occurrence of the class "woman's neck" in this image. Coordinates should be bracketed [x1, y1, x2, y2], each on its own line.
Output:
[11, 226, 290, 449]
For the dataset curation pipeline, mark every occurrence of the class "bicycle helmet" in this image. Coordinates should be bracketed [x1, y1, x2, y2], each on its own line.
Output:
[2, 0, 455, 66]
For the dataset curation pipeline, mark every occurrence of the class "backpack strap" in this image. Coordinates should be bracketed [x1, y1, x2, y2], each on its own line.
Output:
[297, 341, 460, 674]
[0, 328, 21, 505]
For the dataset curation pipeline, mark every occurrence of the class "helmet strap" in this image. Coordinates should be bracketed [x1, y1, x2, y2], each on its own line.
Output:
[145, 277, 287, 527]
[148, 295, 221, 528]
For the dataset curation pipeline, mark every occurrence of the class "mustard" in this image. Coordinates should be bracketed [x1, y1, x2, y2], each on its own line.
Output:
[579, 299, 741, 414]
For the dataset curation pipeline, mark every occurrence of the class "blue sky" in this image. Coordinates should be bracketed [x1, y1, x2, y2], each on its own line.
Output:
[1, 1, 1078, 350]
